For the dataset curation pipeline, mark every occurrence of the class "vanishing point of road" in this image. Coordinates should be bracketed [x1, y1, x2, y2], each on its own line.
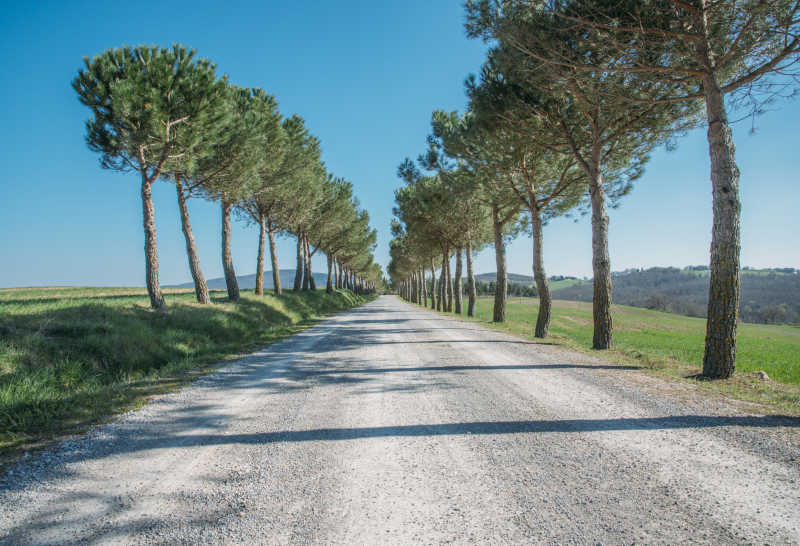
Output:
[1, 295, 798, 544]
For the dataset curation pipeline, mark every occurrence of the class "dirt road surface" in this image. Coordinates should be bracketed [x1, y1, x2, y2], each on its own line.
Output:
[1, 295, 798, 544]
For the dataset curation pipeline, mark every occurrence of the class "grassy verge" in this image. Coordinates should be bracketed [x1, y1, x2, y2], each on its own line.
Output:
[0, 287, 372, 456]
[426, 297, 800, 414]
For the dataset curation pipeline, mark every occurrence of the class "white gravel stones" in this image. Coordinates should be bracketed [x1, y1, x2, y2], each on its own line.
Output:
[1, 295, 798, 544]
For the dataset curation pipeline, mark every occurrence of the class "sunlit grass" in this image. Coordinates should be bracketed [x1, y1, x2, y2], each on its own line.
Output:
[430, 296, 800, 413]
[0, 287, 371, 454]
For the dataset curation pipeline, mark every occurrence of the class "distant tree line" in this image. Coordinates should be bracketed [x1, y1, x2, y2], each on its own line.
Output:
[552, 268, 800, 325]
[390, 1, 799, 379]
[73, 45, 381, 309]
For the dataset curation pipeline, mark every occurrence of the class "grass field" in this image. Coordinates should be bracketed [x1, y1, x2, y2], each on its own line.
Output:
[548, 278, 585, 291]
[0, 287, 371, 454]
[440, 297, 800, 413]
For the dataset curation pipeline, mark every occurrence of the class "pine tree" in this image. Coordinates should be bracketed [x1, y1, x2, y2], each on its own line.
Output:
[73, 45, 225, 309]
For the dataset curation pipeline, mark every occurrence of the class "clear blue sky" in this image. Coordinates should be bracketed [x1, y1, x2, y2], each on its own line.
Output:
[1, 1, 798, 288]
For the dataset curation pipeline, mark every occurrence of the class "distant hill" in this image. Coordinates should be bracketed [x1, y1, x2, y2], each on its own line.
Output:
[169, 269, 328, 290]
[475, 272, 534, 283]
[550, 267, 800, 324]
[474, 272, 581, 291]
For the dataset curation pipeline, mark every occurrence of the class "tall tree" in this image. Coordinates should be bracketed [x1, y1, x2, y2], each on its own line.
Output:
[73, 45, 224, 309]
[467, 90, 586, 337]
[476, 0, 800, 375]
[200, 86, 284, 301]
[464, 8, 695, 345]
[430, 111, 523, 322]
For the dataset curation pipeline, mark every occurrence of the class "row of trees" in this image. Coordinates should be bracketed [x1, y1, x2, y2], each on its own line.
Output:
[73, 45, 381, 308]
[390, 1, 799, 378]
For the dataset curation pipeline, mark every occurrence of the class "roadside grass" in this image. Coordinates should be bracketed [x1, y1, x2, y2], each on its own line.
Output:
[0, 287, 371, 456]
[430, 297, 800, 414]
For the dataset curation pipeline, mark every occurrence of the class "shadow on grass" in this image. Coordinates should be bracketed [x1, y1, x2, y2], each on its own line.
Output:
[0, 289, 369, 444]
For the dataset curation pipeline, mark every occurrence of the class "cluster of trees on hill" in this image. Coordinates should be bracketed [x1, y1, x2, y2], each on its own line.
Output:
[390, 2, 799, 378]
[473, 280, 538, 298]
[553, 268, 800, 325]
[73, 45, 381, 309]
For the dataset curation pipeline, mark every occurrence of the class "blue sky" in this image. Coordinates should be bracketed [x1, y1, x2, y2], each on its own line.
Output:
[1, 1, 798, 288]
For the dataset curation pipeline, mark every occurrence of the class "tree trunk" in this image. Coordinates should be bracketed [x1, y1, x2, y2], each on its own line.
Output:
[454, 248, 463, 314]
[175, 178, 209, 304]
[421, 268, 428, 307]
[699, 44, 741, 379]
[293, 233, 303, 291]
[326, 254, 334, 293]
[437, 259, 444, 311]
[141, 177, 165, 309]
[445, 247, 453, 312]
[307, 240, 316, 291]
[466, 238, 476, 317]
[255, 215, 266, 296]
[337, 260, 343, 289]
[492, 204, 507, 323]
[436, 261, 445, 311]
[429, 258, 437, 310]
[530, 206, 551, 338]
[267, 223, 281, 295]
[589, 169, 612, 349]
[302, 236, 310, 291]
[221, 201, 240, 302]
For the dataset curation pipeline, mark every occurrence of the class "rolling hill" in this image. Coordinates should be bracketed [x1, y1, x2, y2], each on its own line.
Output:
[550, 267, 800, 324]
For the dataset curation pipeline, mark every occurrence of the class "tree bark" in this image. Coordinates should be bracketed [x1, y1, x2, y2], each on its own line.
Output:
[445, 247, 453, 312]
[326, 253, 334, 293]
[530, 206, 551, 338]
[255, 215, 266, 296]
[454, 248, 463, 314]
[697, 17, 741, 379]
[589, 169, 612, 349]
[421, 267, 427, 307]
[302, 236, 310, 291]
[267, 222, 281, 295]
[492, 204, 507, 323]
[466, 238, 476, 317]
[293, 233, 303, 291]
[175, 178, 209, 304]
[437, 259, 444, 311]
[221, 201, 240, 302]
[306, 239, 316, 290]
[337, 260, 343, 289]
[141, 177, 165, 309]
[429, 258, 437, 310]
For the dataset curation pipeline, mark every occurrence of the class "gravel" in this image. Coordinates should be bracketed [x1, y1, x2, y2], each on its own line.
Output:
[1, 295, 798, 544]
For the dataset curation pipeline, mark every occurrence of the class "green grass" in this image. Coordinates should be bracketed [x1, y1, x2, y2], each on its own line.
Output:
[436, 297, 800, 413]
[549, 278, 585, 291]
[0, 287, 371, 454]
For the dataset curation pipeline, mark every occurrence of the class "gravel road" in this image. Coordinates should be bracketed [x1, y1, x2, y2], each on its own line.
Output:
[1, 295, 799, 544]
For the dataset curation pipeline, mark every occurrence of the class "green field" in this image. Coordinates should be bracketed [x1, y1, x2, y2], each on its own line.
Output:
[548, 278, 585, 291]
[0, 287, 370, 453]
[445, 297, 800, 411]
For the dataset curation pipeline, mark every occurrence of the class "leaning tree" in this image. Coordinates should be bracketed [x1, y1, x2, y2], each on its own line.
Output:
[430, 110, 524, 322]
[73, 44, 224, 309]
[462, 19, 694, 346]
[199, 85, 285, 301]
[468, 0, 800, 374]
[468, 86, 585, 337]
